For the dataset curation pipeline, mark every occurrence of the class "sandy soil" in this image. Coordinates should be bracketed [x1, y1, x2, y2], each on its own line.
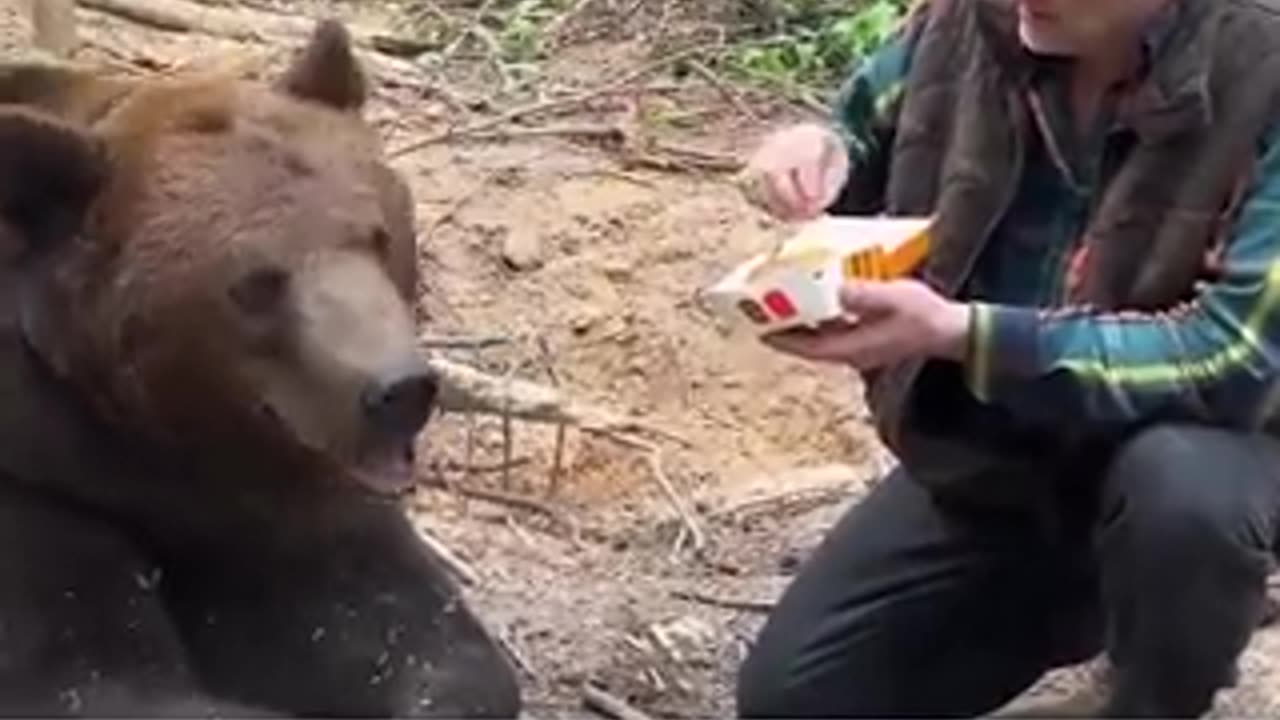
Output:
[10, 0, 1280, 716]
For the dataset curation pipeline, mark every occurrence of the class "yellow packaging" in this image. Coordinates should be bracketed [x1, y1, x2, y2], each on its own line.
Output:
[702, 214, 932, 335]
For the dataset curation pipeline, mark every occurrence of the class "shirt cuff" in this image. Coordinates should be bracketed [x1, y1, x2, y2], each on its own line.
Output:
[965, 302, 1043, 403]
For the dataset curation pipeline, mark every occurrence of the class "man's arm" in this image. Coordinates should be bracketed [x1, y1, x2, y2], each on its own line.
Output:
[826, 15, 919, 215]
[966, 118, 1280, 429]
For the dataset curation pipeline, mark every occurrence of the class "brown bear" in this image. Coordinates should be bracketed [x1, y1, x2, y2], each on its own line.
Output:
[0, 18, 520, 718]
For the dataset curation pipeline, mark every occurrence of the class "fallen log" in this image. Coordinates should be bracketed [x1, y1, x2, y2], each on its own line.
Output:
[79, 0, 314, 40]
[75, 0, 447, 95]
[76, 0, 423, 54]
[426, 356, 683, 443]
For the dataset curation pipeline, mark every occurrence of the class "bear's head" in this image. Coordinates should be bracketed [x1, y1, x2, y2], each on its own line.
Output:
[0, 21, 435, 495]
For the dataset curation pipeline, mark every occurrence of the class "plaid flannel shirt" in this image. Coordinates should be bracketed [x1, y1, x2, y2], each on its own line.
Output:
[832, 31, 1280, 428]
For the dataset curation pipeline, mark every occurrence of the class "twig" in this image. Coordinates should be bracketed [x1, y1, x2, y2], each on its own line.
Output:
[534, 337, 568, 498]
[706, 464, 864, 523]
[671, 588, 774, 614]
[438, 457, 532, 475]
[390, 42, 720, 157]
[651, 140, 744, 172]
[79, 0, 230, 35]
[76, 0, 441, 93]
[498, 633, 538, 680]
[549, 422, 568, 498]
[76, 0, 420, 50]
[582, 683, 656, 720]
[441, 0, 501, 62]
[421, 476, 573, 531]
[408, 0, 455, 26]
[686, 59, 760, 122]
[564, 168, 659, 189]
[707, 483, 857, 524]
[416, 528, 481, 587]
[601, 433, 706, 552]
[501, 364, 517, 491]
[447, 123, 628, 145]
[462, 405, 478, 491]
[419, 334, 511, 350]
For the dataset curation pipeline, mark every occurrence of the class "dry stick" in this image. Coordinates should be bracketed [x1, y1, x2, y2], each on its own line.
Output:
[441, 0, 501, 62]
[500, 364, 516, 491]
[706, 481, 859, 524]
[686, 59, 760, 122]
[498, 633, 538, 680]
[447, 123, 628, 145]
[76, 0, 422, 52]
[461, 402, 478, 490]
[78, 0, 241, 35]
[76, 0, 443, 97]
[565, 167, 659, 189]
[649, 140, 744, 173]
[457, 338, 490, 507]
[535, 336, 569, 498]
[582, 684, 656, 720]
[671, 589, 774, 614]
[416, 529, 481, 587]
[428, 356, 689, 448]
[419, 335, 511, 351]
[548, 420, 568, 498]
[422, 477, 572, 530]
[390, 42, 722, 158]
[438, 457, 532, 475]
[409, 0, 455, 26]
[603, 433, 706, 552]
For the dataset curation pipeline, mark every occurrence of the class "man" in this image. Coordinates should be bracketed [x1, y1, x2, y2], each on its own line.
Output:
[735, 0, 1280, 717]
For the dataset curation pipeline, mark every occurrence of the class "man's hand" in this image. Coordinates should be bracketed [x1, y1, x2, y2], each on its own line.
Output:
[762, 279, 972, 369]
[739, 123, 850, 221]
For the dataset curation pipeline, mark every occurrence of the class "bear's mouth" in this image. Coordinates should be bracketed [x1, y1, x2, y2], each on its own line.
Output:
[350, 437, 418, 495]
[255, 401, 419, 495]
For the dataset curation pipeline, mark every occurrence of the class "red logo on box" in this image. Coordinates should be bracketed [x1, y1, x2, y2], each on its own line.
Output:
[762, 290, 796, 318]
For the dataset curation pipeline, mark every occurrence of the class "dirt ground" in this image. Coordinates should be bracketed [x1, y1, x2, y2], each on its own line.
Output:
[15, 0, 1280, 716]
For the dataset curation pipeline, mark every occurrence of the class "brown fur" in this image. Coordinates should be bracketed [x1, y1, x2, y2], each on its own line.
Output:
[15, 33, 424, 498]
[0, 18, 518, 717]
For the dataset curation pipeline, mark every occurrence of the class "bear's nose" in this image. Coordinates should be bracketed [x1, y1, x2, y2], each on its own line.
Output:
[362, 364, 439, 437]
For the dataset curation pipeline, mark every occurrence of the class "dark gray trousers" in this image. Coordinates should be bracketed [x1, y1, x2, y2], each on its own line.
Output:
[736, 424, 1280, 717]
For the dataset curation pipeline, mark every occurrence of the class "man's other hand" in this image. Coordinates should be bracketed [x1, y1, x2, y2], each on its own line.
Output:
[762, 280, 971, 370]
[740, 124, 850, 221]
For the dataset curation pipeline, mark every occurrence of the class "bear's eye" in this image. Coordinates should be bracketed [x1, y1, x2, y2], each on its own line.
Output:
[229, 266, 290, 316]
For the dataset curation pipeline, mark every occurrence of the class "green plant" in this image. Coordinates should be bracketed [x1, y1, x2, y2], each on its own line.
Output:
[724, 0, 908, 99]
[494, 0, 563, 63]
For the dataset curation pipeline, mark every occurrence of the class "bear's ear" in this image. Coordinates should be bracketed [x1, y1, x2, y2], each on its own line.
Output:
[0, 108, 105, 260]
[276, 19, 367, 113]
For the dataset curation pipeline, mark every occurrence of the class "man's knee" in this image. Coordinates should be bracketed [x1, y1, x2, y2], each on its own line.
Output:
[1100, 424, 1276, 559]
[735, 634, 800, 718]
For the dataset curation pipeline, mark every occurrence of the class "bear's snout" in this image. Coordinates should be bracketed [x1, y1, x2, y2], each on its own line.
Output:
[361, 362, 438, 438]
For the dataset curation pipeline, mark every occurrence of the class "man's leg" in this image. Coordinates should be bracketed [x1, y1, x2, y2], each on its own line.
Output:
[1096, 424, 1280, 717]
[736, 466, 1102, 718]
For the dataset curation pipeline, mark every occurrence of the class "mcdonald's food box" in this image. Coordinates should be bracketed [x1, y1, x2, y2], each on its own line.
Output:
[703, 214, 933, 335]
